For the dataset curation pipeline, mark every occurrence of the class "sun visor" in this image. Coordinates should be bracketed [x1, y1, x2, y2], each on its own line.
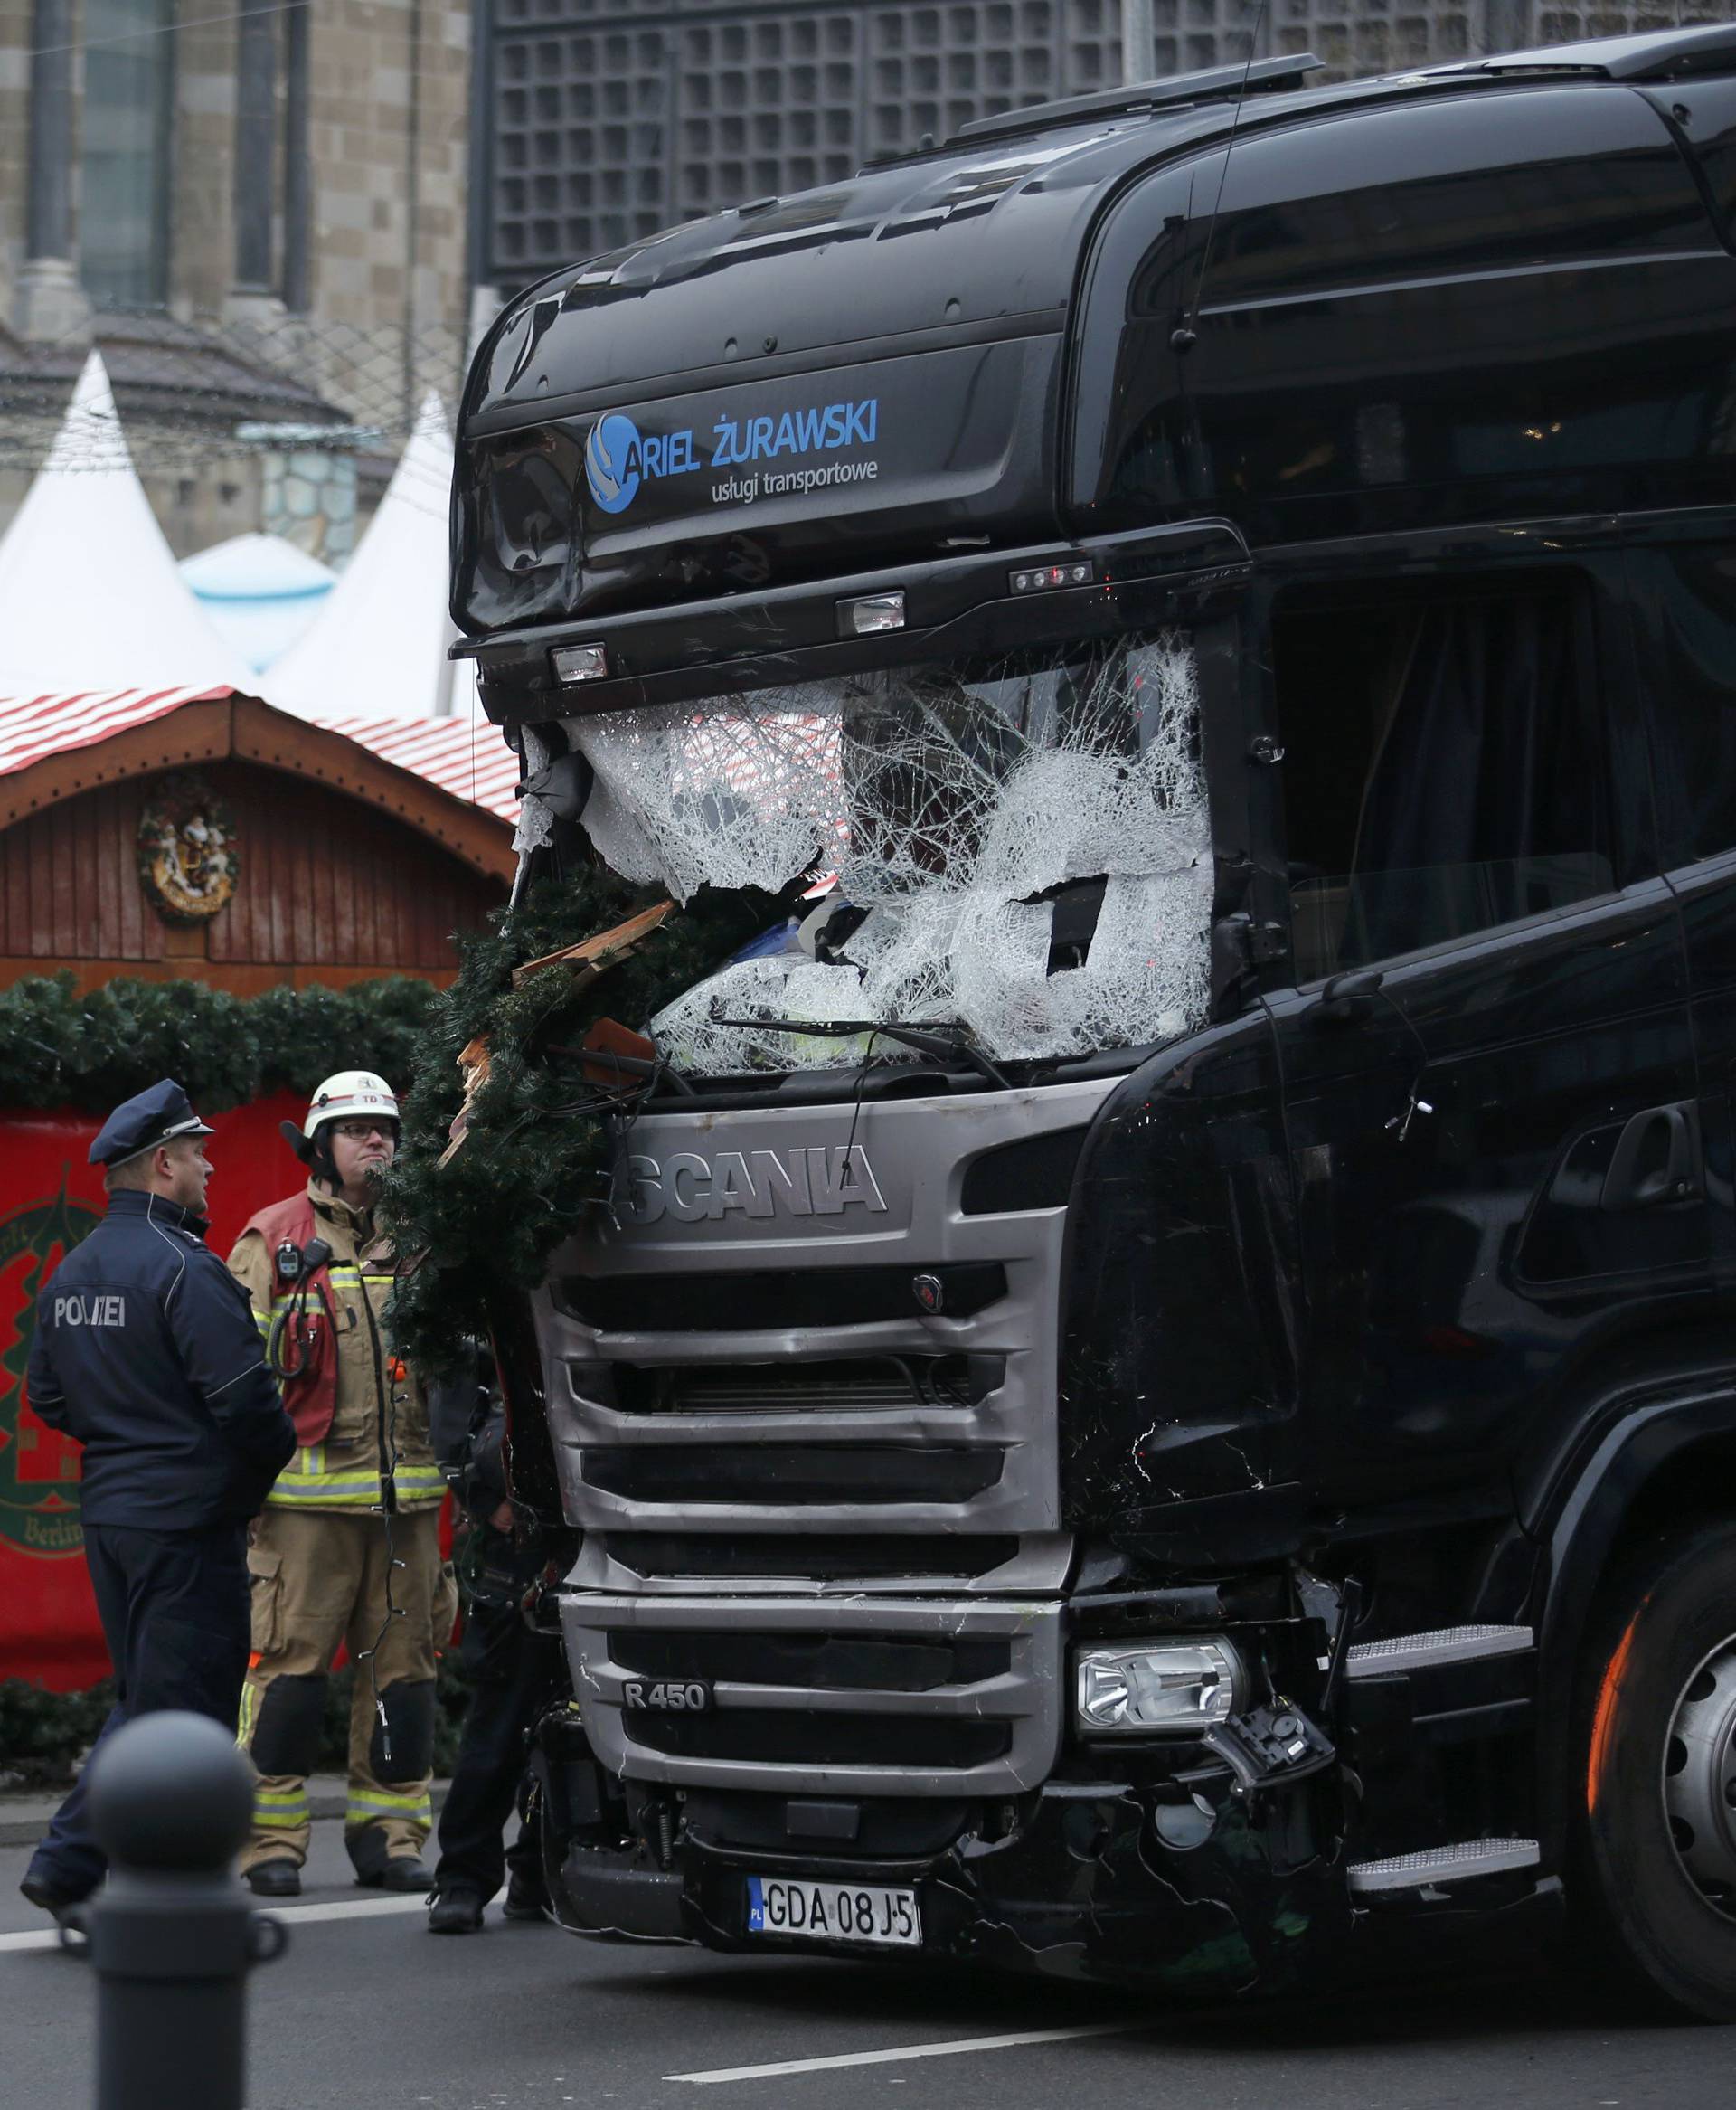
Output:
[453, 333, 1061, 637]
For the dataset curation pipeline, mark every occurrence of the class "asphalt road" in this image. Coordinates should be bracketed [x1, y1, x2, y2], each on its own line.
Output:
[0, 1824, 1728, 2110]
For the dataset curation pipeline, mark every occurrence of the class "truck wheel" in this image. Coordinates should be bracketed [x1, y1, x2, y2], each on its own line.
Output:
[1576, 1523, 1736, 2020]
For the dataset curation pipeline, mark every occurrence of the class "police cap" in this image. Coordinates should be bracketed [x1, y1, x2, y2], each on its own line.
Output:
[89, 1078, 216, 1169]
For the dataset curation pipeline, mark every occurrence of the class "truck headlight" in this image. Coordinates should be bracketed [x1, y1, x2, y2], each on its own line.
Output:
[1073, 1639, 1244, 1736]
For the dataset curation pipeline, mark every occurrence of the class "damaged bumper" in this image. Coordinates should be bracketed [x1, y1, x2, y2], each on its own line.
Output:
[533, 1572, 1365, 1987]
[546, 1774, 1353, 1992]
[535, 1632, 1562, 1993]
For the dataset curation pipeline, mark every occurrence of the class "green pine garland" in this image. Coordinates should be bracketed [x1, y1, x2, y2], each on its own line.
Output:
[0, 971, 439, 1113]
[380, 869, 788, 1379]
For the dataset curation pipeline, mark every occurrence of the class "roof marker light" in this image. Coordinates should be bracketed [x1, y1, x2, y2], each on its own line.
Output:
[1010, 559, 1094, 594]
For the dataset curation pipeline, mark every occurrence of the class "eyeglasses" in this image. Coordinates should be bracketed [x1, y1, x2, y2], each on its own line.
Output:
[332, 1121, 396, 1141]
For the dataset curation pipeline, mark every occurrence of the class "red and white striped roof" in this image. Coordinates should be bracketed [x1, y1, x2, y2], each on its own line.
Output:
[0, 685, 520, 825]
[0, 683, 228, 779]
[314, 712, 520, 825]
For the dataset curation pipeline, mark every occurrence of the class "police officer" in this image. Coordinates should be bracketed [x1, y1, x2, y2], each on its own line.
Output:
[425, 1351, 564, 1933]
[19, 1080, 295, 1924]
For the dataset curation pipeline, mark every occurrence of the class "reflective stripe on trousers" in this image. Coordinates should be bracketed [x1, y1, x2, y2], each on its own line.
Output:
[347, 1787, 433, 1827]
[235, 1507, 444, 1874]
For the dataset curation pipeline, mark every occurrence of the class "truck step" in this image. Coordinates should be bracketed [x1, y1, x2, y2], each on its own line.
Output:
[1347, 1838, 1541, 1894]
[1344, 1624, 1533, 1678]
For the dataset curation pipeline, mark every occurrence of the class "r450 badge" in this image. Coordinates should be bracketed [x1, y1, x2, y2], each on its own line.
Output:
[621, 1678, 712, 1713]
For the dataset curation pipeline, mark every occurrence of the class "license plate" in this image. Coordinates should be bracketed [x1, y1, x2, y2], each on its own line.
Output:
[745, 1875, 920, 1948]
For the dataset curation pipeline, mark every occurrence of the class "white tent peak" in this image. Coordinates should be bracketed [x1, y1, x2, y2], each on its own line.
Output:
[42, 348, 133, 478]
[264, 390, 477, 722]
[0, 351, 251, 695]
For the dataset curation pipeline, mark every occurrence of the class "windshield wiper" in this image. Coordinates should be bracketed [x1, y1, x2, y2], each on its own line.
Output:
[712, 1016, 1014, 1093]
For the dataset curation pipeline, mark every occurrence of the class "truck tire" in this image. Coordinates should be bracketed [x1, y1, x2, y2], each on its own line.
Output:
[1575, 1522, 1736, 2020]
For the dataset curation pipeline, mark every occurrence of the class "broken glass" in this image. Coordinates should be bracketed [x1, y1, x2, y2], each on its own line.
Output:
[541, 630, 1211, 1070]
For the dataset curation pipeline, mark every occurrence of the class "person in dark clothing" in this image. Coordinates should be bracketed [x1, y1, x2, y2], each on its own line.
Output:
[425, 1352, 565, 1934]
[20, 1079, 296, 1922]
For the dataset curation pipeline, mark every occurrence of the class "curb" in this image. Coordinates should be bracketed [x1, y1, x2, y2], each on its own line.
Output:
[0, 1779, 448, 1849]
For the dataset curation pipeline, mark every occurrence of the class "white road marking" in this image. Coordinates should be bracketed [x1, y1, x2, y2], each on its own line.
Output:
[266, 1895, 430, 1927]
[665, 2021, 1146, 2083]
[0, 1892, 429, 1954]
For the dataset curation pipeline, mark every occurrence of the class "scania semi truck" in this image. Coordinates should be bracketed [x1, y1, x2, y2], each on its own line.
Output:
[453, 24, 1736, 2015]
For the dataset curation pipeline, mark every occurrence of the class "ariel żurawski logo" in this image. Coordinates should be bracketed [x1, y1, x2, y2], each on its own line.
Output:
[584, 397, 881, 516]
[584, 412, 651, 516]
[0, 1183, 99, 1556]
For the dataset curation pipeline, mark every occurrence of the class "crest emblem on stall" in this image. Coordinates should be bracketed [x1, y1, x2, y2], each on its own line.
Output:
[137, 772, 239, 923]
[0, 1184, 99, 1556]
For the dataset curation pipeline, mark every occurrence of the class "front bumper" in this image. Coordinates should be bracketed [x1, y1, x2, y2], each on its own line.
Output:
[547, 1776, 1352, 1992]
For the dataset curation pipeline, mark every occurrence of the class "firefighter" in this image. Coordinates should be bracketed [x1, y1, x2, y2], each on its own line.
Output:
[229, 1070, 453, 1897]
[20, 1081, 294, 1923]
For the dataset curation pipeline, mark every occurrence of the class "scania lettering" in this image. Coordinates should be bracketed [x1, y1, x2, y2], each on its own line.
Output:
[623, 1147, 889, 1225]
[455, 27, 1736, 2017]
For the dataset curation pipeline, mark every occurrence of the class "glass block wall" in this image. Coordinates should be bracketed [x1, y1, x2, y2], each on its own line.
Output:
[479, 0, 1728, 289]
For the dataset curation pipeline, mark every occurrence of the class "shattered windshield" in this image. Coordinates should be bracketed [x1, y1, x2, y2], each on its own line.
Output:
[538, 629, 1212, 1071]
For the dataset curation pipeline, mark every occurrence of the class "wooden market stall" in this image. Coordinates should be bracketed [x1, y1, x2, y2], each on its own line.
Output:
[0, 686, 517, 990]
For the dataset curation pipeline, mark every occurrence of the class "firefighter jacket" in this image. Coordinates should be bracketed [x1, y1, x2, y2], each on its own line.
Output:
[28, 1189, 294, 1528]
[228, 1182, 441, 1512]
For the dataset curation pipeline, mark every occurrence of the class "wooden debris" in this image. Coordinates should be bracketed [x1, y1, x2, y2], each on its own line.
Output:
[439, 904, 673, 1168]
[510, 900, 675, 989]
[437, 1032, 493, 1169]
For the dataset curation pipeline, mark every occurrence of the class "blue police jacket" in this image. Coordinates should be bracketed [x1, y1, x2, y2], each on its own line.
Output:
[26, 1189, 296, 1530]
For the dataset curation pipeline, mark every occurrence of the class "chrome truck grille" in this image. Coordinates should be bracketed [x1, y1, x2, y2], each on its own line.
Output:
[538, 1077, 1114, 1797]
[565, 1596, 1064, 1796]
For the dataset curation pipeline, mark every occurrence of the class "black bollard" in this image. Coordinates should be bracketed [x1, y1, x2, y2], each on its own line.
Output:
[75, 1710, 288, 2110]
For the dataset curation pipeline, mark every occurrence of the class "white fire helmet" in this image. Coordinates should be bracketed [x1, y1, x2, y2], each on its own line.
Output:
[305, 1070, 401, 1142]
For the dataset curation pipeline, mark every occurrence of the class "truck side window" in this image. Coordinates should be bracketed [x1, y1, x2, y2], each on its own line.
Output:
[1272, 578, 1614, 982]
[1094, 86, 1724, 537]
[1639, 546, 1736, 866]
[1188, 87, 1710, 311]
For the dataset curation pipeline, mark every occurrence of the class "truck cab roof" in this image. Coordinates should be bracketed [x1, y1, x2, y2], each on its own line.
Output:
[455, 22, 1736, 666]
[464, 23, 1736, 440]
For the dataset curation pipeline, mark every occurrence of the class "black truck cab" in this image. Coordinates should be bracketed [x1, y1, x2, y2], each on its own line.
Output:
[455, 25, 1736, 2016]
